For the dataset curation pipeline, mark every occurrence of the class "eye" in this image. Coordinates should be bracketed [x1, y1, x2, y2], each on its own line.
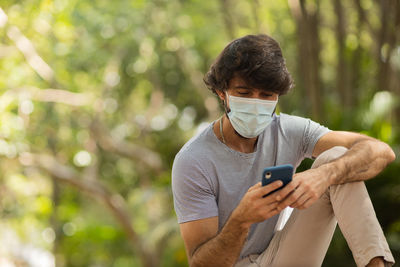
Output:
[261, 93, 276, 99]
[238, 91, 249, 95]
[261, 94, 272, 98]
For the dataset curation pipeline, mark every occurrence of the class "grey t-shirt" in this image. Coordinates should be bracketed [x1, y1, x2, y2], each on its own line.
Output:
[171, 113, 330, 258]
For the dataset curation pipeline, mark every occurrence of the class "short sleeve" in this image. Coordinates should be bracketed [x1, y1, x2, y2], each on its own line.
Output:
[171, 152, 218, 224]
[279, 114, 331, 160]
[301, 118, 331, 158]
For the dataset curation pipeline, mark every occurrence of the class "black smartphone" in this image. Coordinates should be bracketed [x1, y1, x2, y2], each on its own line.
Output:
[262, 164, 294, 197]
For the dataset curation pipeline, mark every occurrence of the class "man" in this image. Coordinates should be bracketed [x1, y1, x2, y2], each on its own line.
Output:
[171, 34, 395, 267]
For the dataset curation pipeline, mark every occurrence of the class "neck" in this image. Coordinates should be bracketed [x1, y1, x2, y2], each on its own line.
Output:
[214, 115, 258, 153]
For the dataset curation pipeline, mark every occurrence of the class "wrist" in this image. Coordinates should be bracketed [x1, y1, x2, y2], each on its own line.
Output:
[318, 162, 339, 185]
[230, 208, 252, 231]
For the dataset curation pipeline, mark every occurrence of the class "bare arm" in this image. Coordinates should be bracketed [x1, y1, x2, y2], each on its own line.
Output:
[180, 215, 249, 267]
[181, 181, 286, 267]
[276, 131, 395, 210]
[314, 131, 395, 184]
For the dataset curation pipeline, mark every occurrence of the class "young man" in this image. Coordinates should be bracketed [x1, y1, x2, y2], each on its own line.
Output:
[172, 34, 395, 267]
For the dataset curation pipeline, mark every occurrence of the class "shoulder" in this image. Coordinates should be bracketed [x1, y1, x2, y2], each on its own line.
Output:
[277, 113, 327, 132]
[172, 123, 216, 181]
[276, 113, 313, 136]
[171, 124, 218, 207]
[174, 124, 214, 161]
[275, 113, 330, 146]
[278, 113, 312, 127]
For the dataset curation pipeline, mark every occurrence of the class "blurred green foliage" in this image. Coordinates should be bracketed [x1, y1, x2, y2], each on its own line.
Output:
[0, 0, 399, 266]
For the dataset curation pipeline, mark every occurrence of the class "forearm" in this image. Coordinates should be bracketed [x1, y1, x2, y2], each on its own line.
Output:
[190, 214, 249, 267]
[321, 139, 395, 185]
[185, 182, 283, 266]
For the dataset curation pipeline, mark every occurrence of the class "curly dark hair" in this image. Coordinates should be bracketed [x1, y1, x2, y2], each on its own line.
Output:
[204, 34, 293, 95]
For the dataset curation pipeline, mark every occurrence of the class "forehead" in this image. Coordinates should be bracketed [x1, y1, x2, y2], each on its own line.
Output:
[228, 75, 248, 88]
[228, 76, 274, 94]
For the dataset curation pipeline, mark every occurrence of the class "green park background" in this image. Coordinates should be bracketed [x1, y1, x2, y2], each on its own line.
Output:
[0, 0, 399, 266]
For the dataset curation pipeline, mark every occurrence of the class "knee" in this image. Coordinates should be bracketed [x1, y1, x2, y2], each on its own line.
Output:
[311, 146, 348, 169]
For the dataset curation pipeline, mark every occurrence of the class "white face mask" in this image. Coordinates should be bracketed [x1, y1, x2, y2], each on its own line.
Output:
[226, 94, 277, 138]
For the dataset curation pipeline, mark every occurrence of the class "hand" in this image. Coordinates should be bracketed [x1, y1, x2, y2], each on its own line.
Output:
[275, 168, 331, 210]
[232, 181, 288, 229]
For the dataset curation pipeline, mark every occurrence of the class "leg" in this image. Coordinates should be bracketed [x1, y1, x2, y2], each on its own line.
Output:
[255, 146, 394, 267]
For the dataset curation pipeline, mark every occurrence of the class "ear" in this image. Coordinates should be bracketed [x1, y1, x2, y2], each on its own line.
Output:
[216, 90, 226, 101]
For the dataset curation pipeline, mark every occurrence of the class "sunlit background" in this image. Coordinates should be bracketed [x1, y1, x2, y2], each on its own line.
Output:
[0, 0, 399, 266]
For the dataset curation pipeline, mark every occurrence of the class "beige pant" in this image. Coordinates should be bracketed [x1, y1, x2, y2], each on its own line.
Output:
[236, 146, 395, 267]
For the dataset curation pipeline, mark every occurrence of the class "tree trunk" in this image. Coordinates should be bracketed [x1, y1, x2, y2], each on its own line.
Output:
[375, 0, 400, 121]
[219, 0, 236, 39]
[288, 0, 323, 120]
[350, 0, 366, 110]
[334, 0, 351, 108]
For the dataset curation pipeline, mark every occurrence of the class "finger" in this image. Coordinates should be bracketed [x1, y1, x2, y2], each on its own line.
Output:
[262, 197, 280, 206]
[297, 197, 316, 210]
[275, 180, 299, 202]
[248, 182, 262, 192]
[290, 192, 309, 208]
[262, 203, 281, 216]
[257, 180, 283, 197]
[258, 200, 279, 212]
[277, 189, 303, 210]
[268, 187, 287, 200]
[285, 185, 307, 207]
[268, 207, 281, 218]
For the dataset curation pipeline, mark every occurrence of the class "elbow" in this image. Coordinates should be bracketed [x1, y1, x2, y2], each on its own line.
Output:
[385, 144, 396, 164]
[188, 249, 200, 267]
[389, 148, 396, 163]
[189, 259, 205, 267]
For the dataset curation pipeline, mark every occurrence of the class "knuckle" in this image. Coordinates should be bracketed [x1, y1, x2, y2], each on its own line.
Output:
[304, 201, 313, 208]
[248, 191, 258, 199]
[258, 210, 268, 219]
[276, 190, 285, 198]
[271, 183, 279, 190]
[273, 184, 281, 190]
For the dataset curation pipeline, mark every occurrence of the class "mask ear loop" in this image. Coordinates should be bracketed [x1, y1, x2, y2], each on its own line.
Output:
[223, 91, 231, 116]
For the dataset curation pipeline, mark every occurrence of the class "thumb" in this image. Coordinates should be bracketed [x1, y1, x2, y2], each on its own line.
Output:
[248, 182, 262, 192]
